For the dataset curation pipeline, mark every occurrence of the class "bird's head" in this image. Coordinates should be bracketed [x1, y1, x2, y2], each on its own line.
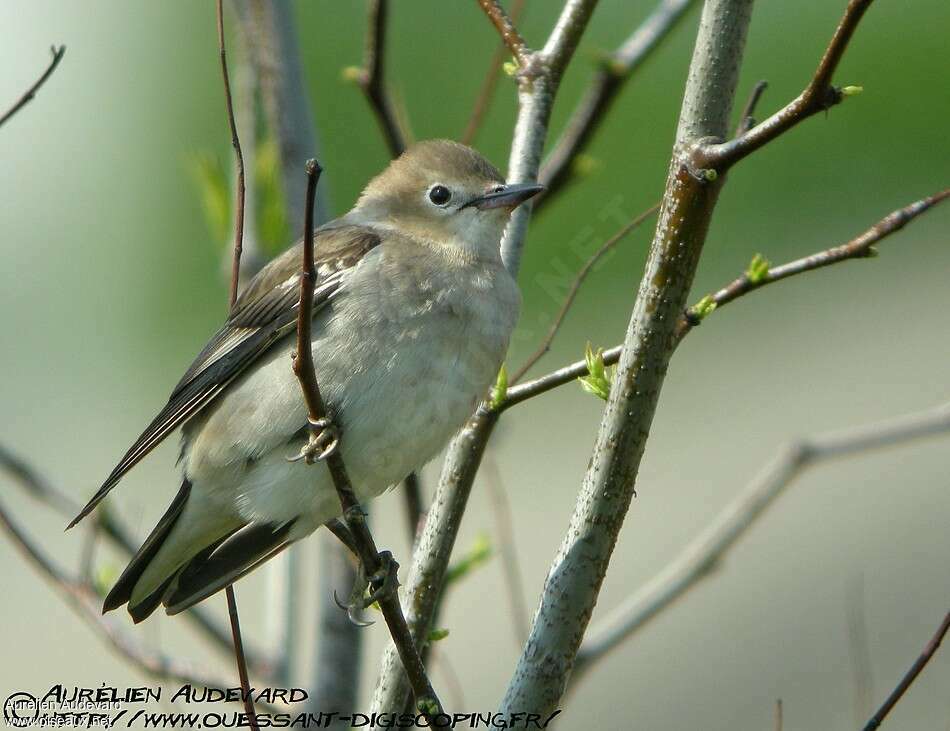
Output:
[354, 139, 543, 258]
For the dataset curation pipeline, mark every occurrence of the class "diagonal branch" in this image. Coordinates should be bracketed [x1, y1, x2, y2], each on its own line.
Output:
[476, 0, 530, 66]
[0, 45, 66, 129]
[351, 0, 408, 158]
[510, 201, 659, 382]
[500, 188, 950, 410]
[695, 0, 875, 172]
[573, 402, 950, 674]
[294, 160, 442, 718]
[538, 0, 698, 208]
[863, 610, 950, 731]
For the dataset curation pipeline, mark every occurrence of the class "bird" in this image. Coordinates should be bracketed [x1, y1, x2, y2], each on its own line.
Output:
[68, 139, 541, 622]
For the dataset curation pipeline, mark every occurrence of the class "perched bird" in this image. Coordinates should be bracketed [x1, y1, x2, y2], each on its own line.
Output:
[69, 140, 541, 622]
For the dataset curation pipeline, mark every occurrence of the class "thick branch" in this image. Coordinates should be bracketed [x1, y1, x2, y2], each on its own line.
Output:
[502, 188, 950, 409]
[574, 403, 950, 674]
[0, 45, 65, 129]
[695, 0, 875, 171]
[538, 0, 697, 207]
[371, 0, 600, 713]
[863, 611, 950, 730]
[500, 0, 754, 715]
[294, 160, 441, 717]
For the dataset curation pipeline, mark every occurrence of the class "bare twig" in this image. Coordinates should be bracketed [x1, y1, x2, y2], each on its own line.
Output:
[500, 188, 950, 409]
[371, 0, 600, 713]
[862, 611, 950, 730]
[538, 0, 697, 208]
[0, 45, 65, 129]
[848, 574, 875, 726]
[403, 471, 425, 544]
[574, 402, 950, 673]
[217, 0, 247, 312]
[483, 453, 529, 644]
[510, 202, 659, 382]
[775, 699, 783, 731]
[695, 0, 876, 172]
[351, 0, 408, 158]
[217, 3, 257, 723]
[461, 0, 527, 145]
[475, 0, 530, 67]
[734, 79, 768, 137]
[294, 160, 442, 717]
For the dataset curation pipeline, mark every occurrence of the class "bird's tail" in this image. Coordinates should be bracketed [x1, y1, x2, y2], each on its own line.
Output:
[103, 480, 296, 622]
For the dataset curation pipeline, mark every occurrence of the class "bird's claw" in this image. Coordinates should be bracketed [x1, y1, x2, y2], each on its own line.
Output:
[332, 550, 400, 627]
[287, 416, 340, 464]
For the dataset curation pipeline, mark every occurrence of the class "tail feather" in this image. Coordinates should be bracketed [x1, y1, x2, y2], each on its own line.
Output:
[163, 519, 297, 616]
[103, 480, 192, 613]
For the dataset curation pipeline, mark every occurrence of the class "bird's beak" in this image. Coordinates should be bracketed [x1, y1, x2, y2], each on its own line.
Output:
[465, 182, 545, 210]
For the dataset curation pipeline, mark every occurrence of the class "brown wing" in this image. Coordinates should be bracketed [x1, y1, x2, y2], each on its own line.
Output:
[68, 224, 381, 528]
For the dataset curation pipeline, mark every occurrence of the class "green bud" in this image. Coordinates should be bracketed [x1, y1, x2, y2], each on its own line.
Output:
[428, 628, 450, 643]
[579, 343, 613, 401]
[490, 364, 508, 410]
[341, 66, 363, 83]
[502, 60, 518, 77]
[745, 253, 770, 284]
[702, 168, 718, 182]
[687, 295, 718, 322]
[840, 85, 863, 97]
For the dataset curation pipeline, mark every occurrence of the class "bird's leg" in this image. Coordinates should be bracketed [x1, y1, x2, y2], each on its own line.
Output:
[288, 415, 340, 464]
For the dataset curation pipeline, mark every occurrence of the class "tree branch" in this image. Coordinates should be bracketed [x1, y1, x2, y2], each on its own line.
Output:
[349, 0, 408, 158]
[500, 0, 754, 714]
[475, 0, 530, 67]
[461, 0, 527, 146]
[538, 0, 697, 208]
[370, 0, 600, 713]
[217, 0, 247, 312]
[0, 45, 65, 129]
[863, 610, 950, 730]
[500, 188, 950, 409]
[572, 402, 950, 674]
[510, 201, 659, 382]
[694, 0, 875, 172]
[294, 160, 442, 718]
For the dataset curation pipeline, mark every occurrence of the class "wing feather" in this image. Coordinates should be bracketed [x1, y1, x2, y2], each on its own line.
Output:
[68, 225, 380, 528]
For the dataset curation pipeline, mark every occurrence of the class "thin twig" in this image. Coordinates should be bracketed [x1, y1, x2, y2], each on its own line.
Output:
[537, 0, 697, 209]
[510, 202, 659, 382]
[862, 611, 950, 730]
[402, 471, 425, 545]
[0, 45, 66, 129]
[734, 79, 768, 137]
[500, 189, 950, 410]
[848, 574, 875, 726]
[294, 160, 442, 717]
[217, 0, 247, 311]
[475, 0, 530, 66]
[573, 402, 950, 673]
[217, 3, 256, 724]
[462, 0, 527, 145]
[226, 589, 259, 730]
[775, 699, 783, 731]
[695, 0, 876, 171]
[352, 0, 408, 157]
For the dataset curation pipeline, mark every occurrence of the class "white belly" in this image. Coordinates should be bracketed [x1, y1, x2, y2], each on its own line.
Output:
[182, 246, 518, 536]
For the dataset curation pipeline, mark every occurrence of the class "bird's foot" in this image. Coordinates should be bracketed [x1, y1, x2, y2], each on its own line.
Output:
[288, 416, 340, 464]
[333, 549, 400, 627]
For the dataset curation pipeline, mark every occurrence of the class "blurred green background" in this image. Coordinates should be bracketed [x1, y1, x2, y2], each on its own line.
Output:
[1, 2, 948, 729]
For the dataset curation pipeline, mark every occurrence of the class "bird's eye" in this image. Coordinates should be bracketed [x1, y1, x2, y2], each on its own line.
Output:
[428, 185, 452, 206]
